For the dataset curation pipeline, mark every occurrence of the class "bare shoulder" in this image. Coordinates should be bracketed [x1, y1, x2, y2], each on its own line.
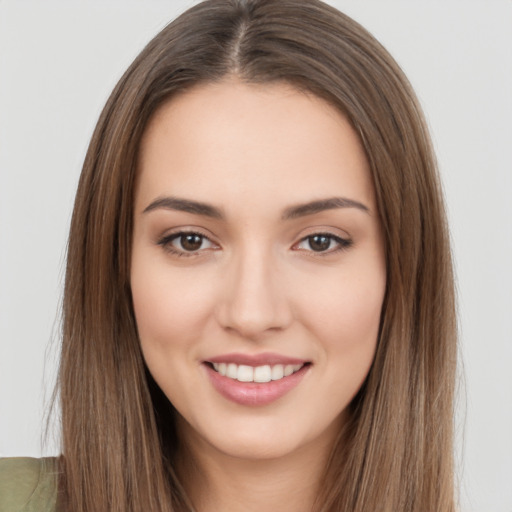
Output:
[0, 457, 57, 512]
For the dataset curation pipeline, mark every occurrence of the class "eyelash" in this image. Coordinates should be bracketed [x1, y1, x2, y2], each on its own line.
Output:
[294, 233, 353, 255]
[157, 230, 353, 258]
[157, 230, 217, 258]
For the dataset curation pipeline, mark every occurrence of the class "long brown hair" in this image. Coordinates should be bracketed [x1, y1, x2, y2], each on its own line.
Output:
[58, 1, 457, 510]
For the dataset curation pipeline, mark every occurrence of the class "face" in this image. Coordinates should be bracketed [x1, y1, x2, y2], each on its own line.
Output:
[131, 80, 386, 462]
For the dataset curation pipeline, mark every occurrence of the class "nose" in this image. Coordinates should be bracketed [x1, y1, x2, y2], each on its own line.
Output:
[215, 245, 293, 340]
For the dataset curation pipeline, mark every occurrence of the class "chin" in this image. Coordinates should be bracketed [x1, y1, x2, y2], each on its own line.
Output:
[177, 410, 344, 463]
[217, 434, 303, 461]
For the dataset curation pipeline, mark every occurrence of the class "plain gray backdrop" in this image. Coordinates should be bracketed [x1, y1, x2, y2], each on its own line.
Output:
[1, 2, 511, 511]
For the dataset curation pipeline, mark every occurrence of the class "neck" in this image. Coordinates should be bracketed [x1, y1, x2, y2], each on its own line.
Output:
[175, 419, 342, 512]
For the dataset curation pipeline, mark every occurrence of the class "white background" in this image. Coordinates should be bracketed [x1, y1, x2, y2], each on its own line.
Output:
[0, 1, 511, 511]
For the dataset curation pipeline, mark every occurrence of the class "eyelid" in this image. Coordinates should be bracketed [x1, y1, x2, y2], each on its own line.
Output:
[157, 228, 220, 257]
[292, 231, 353, 255]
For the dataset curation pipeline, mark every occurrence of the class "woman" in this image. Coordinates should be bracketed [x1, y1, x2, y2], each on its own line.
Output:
[0, 0, 457, 511]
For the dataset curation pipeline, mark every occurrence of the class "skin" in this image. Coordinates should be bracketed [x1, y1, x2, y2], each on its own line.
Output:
[131, 79, 386, 512]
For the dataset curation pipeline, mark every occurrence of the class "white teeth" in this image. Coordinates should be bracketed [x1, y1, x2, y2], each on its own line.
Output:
[284, 364, 294, 377]
[237, 365, 254, 382]
[254, 365, 271, 383]
[226, 363, 238, 379]
[210, 362, 305, 382]
[271, 364, 284, 380]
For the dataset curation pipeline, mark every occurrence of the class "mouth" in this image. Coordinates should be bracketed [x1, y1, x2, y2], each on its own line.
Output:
[203, 354, 311, 406]
[206, 361, 307, 383]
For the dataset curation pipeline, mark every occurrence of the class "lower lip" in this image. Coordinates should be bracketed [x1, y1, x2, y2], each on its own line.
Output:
[204, 363, 310, 406]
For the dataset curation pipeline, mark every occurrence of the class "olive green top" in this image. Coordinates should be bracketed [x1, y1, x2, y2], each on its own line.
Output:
[0, 458, 57, 512]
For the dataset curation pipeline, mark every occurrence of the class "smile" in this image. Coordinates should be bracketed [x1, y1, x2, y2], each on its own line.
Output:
[204, 354, 311, 406]
[211, 362, 304, 383]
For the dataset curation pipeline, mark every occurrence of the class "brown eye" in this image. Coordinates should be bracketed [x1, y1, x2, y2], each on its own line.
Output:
[180, 233, 204, 251]
[158, 231, 216, 256]
[295, 233, 352, 254]
[308, 235, 331, 252]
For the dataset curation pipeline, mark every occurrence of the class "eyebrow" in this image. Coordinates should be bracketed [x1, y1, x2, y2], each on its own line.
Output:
[282, 197, 369, 219]
[143, 196, 224, 219]
[142, 195, 369, 219]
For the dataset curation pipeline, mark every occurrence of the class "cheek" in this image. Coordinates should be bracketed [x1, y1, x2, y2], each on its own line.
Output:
[315, 275, 385, 412]
[324, 283, 383, 343]
[130, 256, 216, 355]
[297, 258, 385, 365]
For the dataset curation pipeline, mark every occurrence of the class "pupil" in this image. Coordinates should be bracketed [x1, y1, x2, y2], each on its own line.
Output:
[309, 235, 330, 252]
[181, 234, 202, 251]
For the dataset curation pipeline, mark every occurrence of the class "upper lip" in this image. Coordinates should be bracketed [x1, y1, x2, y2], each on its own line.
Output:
[206, 352, 309, 366]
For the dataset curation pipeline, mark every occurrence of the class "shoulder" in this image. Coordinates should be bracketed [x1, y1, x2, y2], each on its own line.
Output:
[0, 457, 58, 512]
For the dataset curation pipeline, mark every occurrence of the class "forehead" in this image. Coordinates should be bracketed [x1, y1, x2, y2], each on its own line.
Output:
[136, 79, 375, 214]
